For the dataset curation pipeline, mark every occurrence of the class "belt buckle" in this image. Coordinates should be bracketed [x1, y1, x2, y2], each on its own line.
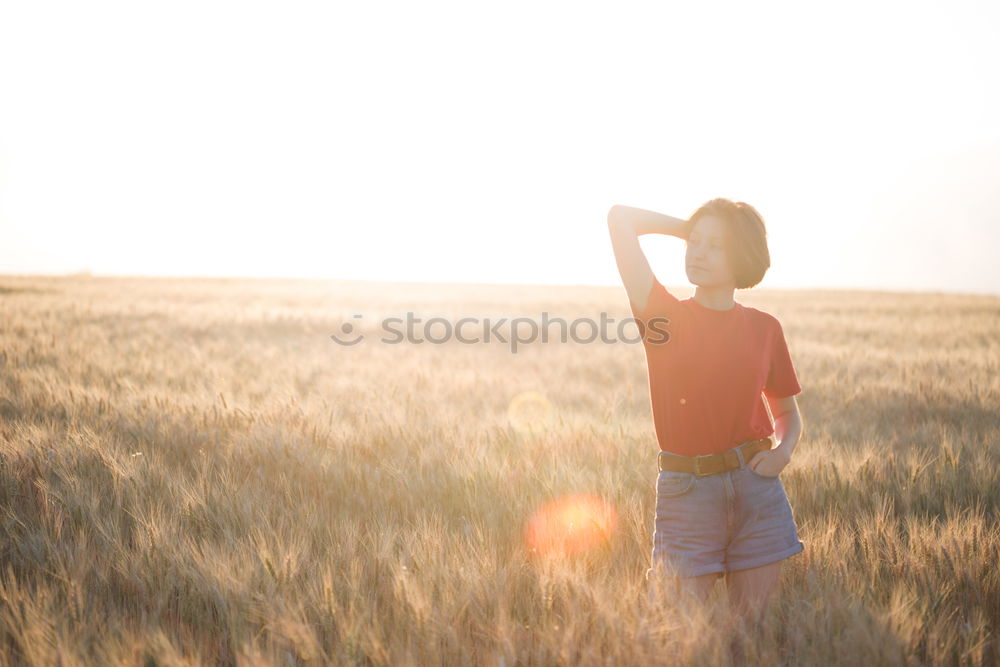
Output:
[693, 454, 713, 477]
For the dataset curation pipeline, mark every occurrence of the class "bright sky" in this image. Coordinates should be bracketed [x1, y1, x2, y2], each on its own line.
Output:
[2, 0, 999, 295]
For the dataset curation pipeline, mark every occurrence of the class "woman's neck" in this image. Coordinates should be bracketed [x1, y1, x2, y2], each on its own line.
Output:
[693, 285, 736, 311]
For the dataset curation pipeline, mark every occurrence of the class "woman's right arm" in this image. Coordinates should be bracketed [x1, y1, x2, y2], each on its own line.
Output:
[607, 205, 690, 314]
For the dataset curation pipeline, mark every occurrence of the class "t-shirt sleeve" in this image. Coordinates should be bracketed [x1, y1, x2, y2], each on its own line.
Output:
[628, 275, 681, 320]
[627, 275, 682, 345]
[763, 318, 802, 398]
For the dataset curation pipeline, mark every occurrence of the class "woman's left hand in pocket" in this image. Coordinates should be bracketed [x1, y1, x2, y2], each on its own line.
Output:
[748, 448, 791, 477]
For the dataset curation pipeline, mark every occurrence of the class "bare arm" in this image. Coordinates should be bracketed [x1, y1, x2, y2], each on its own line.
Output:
[766, 394, 803, 460]
[607, 205, 691, 313]
[748, 395, 803, 476]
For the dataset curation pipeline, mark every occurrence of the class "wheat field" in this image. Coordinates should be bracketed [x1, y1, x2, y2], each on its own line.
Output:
[0, 275, 998, 665]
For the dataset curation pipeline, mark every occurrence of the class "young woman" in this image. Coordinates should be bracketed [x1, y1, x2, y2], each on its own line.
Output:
[607, 199, 805, 622]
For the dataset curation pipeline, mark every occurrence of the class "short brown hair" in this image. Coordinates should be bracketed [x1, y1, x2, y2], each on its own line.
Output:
[686, 198, 770, 289]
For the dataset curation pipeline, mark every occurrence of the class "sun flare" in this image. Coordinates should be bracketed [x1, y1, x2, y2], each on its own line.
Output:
[524, 493, 618, 558]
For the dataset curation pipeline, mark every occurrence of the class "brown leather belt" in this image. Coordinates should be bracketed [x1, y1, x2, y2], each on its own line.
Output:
[658, 437, 774, 477]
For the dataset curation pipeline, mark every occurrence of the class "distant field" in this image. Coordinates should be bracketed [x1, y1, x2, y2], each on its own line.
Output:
[1, 275, 998, 665]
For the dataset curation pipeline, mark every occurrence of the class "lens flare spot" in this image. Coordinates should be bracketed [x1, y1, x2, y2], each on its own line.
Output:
[507, 391, 554, 433]
[524, 494, 618, 558]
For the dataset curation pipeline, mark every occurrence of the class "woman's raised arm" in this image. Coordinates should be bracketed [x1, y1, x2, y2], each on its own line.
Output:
[607, 205, 690, 314]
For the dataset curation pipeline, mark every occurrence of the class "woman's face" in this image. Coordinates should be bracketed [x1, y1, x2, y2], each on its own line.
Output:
[685, 215, 735, 287]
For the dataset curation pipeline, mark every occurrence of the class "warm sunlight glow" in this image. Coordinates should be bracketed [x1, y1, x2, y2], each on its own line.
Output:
[524, 493, 618, 558]
[1, 1, 998, 294]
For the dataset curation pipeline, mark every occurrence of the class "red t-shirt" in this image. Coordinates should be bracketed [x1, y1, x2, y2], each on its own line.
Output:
[628, 275, 802, 457]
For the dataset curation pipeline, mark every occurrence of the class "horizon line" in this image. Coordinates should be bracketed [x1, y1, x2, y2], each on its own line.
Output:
[2, 270, 999, 299]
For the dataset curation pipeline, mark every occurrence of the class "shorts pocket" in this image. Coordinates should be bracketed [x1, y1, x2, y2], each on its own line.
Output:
[747, 465, 780, 480]
[656, 470, 696, 498]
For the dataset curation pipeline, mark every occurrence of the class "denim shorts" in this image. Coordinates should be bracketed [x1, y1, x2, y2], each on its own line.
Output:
[645, 444, 805, 580]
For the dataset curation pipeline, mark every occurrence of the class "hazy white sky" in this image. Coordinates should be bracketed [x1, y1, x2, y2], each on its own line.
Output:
[2, 0, 999, 294]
